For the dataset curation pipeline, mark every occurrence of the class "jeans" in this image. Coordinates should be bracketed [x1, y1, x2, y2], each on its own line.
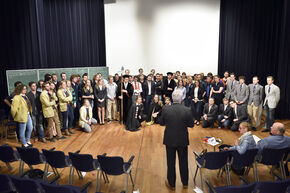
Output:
[191, 101, 203, 121]
[145, 95, 153, 114]
[31, 114, 45, 139]
[61, 111, 68, 131]
[217, 115, 232, 128]
[67, 105, 74, 129]
[18, 114, 33, 145]
[264, 104, 275, 130]
[82, 118, 98, 133]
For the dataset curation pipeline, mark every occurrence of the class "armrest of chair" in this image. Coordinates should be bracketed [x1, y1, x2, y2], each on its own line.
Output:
[48, 147, 56, 151]
[49, 175, 60, 184]
[74, 150, 81, 154]
[128, 155, 135, 164]
[205, 180, 217, 193]
[81, 182, 92, 192]
[239, 176, 250, 184]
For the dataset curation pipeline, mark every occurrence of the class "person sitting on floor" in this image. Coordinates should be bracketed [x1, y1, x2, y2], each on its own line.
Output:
[146, 94, 163, 125]
[229, 100, 249, 131]
[217, 98, 234, 129]
[79, 99, 97, 133]
[201, 97, 218, 128]
[126, 96, 147, 132]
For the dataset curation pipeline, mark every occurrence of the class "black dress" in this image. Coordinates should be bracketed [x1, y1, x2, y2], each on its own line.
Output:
[146, 101, 163, 124]
[117, 82, 133, 124]
[126, 103, 147, 131]
[94, 85, 107, 108]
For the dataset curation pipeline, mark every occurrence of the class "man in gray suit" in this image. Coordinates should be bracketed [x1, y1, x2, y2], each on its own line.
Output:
[247, 76, 263, 131]
[225, 73, 239, 100]
[262, 76, 280, 132]
[234, 76, 249, 110]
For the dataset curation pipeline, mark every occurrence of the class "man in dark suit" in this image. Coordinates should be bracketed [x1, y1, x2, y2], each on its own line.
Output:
[230, 100, 249, 131]
[163, 72, 177, 100]
[217, 97, 234, 129]
[160, 90, 194, 190]
[142, 74, 156, 114]
[202, 98, 218, 128]
[117, 75, 133, 124]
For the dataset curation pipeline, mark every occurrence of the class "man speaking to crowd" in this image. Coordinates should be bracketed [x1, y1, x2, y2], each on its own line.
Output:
[160, 90, 194, 189]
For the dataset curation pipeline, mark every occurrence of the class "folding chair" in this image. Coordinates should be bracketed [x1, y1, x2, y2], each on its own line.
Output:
[0, 144, 20, 171]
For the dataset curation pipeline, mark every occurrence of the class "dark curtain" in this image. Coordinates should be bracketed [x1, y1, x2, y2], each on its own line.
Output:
[0, 0, 106, 109]
[218, 0, 290, 119]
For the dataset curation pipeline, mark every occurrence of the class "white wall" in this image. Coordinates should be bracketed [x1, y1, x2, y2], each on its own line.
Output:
[105, 0, 220, 75]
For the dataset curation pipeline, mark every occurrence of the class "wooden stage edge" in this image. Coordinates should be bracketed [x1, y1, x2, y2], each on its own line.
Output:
[0, 119, 290, 193]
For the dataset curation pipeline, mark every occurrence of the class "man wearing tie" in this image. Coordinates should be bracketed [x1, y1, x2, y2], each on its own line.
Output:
[247, 76, 263, 131]
[201, 98, 218, 128]
[234, 76, 249, 110]
[230, 100, 248, 131]
[143, 74, 156, 114]
[262, 76, 280, 132]
[225, 73, 239, 100]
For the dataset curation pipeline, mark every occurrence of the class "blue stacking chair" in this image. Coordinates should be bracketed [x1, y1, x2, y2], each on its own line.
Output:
[68, 151, 105, 192]
[97, 155, 135, 193]
[205, 179, 256, 193]
[16, 147, 47, 178]
[0, 109, 7, 138]
[42, 148, 72, 183]
[255, 179, 290, 193]
[230, 149, 259, 181]
[257, 148, 285, 180]
[40, 181, 92, 193]
[9, 174, 44, 193]
[194, 151, 231, 190]
[4, 120, 18, 142]
[0, 144, 20, 171]
[281, 147, 290, 179]
[0, 173, 15, 193]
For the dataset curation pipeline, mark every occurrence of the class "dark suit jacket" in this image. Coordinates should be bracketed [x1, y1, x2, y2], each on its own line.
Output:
[190, 86, 205, 100]
[219, 104, 233, 120]
[160, 103, 194, 147]
[163, 79, 177, 97]
[142, 80, 156, 97]
[27, 91, 42, 116]
[94, 85, 107, 100]
[155, 80, 164, 96]
[203, 103, 218, 119]
[233, 105, 248, 121]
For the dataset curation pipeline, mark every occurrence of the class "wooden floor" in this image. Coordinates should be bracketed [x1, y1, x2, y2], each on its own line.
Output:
[0, 119, 290, 193]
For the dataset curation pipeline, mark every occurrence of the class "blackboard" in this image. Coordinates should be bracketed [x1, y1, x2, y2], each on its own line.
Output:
[6, 67, 108, 95]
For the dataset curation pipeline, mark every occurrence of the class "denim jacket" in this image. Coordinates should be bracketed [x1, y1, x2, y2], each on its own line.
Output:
[229, 131, 256, 154]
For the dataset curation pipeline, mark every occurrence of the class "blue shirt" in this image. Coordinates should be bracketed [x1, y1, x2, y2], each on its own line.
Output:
[257, 135, 290, 151]
[229, 132, 257, 154]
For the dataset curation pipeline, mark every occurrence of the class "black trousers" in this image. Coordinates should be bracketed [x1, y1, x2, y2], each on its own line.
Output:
[166, 146, 188, 187]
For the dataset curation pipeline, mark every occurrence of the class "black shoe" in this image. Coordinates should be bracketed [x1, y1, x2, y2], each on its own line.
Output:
[130, 128, 140, 132]
[21, 144, 29, 148]
[27, 143, 33, 147]
[252, 127, 257, 131]
[262, 129, 270, 132]
[57, 136, 67, 140]
[50, 138, 56, 142]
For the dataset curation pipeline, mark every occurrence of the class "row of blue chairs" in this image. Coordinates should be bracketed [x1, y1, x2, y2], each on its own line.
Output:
[0, 144, 135, 193]
[0, 173, 93, 193]
[206, 176, 290, 193]
[193, 147, 290, 190]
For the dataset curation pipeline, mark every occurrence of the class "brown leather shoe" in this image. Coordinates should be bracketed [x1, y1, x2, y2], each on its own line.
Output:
[64, 130, 71, 136]
[165, 180, 175, 190]
[68, 128, 75, 134]
[183, 185, 188, 189]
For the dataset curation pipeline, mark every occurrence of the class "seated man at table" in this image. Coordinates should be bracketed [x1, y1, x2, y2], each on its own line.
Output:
[257, 122, 290, 176]
[202, 98, 218, 128]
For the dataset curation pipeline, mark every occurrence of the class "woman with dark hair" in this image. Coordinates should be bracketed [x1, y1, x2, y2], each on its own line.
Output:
[126, 96, 146, 132]
[94, 79, 107, 125]
[210, 75, 224, 106]
[190, 80, 205, 125]
[174, 80, 186, 104]
[81, 80, 94, 107]
[11, 84, 33, 147]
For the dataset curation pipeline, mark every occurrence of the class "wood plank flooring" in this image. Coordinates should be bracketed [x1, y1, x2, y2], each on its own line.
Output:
[0, 119, 289, 193]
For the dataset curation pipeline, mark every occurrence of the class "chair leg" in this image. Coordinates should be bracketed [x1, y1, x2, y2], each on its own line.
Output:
[226, 164, 231, 186]
[95, 169, 100, 193]
[199, 168, 204, 190]
[99, 170, 102, 192]
[279, 162, 286, 180]
[69, 166, 73, 184]
[126, 173, 129, 193]
[129, 171, 134, 187]
[193, 167, 199, 185]
[18, 160, 24, 176]
[43, 163, 49, 180]
[71, 167, 75, 184]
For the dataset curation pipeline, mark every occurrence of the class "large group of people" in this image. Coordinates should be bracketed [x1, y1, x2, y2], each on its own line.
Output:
[4, 68, 281, 148]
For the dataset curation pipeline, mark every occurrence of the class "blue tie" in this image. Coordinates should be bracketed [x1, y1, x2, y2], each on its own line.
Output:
[240, 84, 242, 91]
[253, 85, 256, 93]
[268, 86, 271, 93]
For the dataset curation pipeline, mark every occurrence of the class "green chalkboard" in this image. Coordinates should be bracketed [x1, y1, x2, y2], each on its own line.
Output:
[6, 70, 38, 95]
[6, 67, 109, 95]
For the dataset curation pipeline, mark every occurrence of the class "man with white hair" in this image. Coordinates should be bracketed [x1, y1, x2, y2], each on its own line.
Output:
[160, 90, 194, 190]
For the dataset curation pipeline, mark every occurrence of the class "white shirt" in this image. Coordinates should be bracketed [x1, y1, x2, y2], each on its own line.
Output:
[209, 105, 212, 113]
[194, 87, 199, 98]
[148, 81, 152, 95]
[224, 104, 228, 111]
[106, 82, 117, 99]
[124, 82, 128, 89]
